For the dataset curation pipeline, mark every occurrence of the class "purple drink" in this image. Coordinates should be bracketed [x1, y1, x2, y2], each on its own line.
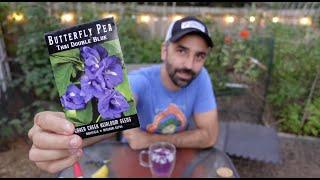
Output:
[139, 142, 176, 178]
[150, 147, 175, 177]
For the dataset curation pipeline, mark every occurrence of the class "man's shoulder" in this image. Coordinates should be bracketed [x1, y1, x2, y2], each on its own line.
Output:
[193, 67, 211, 84]
[200, 67, 210, 76]
[128, 64, 160, 84]
[129, 64, 160, 76]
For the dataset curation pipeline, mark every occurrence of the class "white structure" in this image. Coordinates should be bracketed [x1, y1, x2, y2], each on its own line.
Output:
[0, 28, 12, 99]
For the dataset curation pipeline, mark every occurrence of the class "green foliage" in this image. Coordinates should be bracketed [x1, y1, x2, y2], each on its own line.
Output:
[0, 100, 61, 144]
[278, 103, 303, 134]
[12, 3, 62, 101]
[303, 97, 320, 136]
[204, 23, 271, 95]
[71, 102, 93, 126]
[117, 15, 162, 64]
[50, 48, 82, 96]
[279, 97, 320, 136]
[266, 23, 320, 136]
[0, 3, 10, 21]
[123, 101, 138, 116]
[0, 3, 62, 142]
[204, 17, 320, 137]
[204, 25, 230, 93]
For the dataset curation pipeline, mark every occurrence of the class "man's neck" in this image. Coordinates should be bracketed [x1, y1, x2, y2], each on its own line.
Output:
[160, 64, 181, 92]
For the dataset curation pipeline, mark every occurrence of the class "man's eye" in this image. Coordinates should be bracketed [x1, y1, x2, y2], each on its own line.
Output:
[177, 49, 186, 54]
[196, 54, 206, 61]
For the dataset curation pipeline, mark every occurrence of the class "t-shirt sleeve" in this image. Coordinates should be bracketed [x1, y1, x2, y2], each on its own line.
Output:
[128, 71, 147, 102]
[193, 68, 217, 114]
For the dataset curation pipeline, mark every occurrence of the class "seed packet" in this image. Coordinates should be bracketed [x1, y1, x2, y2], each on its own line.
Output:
[44, 17, 140, 138]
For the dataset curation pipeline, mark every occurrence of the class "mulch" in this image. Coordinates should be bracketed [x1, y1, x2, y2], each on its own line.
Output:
[231, 135, 320, 178]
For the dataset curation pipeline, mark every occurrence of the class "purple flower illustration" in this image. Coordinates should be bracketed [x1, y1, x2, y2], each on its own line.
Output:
[97, 55, 123, 89]
[60, 84, 86, 110]
[79, 70, 112, 103]
[80, 44, 108, 74]
[98, 90, 129, 119]
[68, 44, 129, 122]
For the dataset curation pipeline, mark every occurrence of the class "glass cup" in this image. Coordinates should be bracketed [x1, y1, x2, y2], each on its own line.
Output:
[139, 141, 176, 178]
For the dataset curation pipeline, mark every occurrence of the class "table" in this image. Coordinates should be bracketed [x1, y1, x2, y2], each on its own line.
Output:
[57, 140, 239, 178]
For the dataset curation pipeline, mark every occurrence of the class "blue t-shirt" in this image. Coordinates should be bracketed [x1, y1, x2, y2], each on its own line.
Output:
[127, 64, 217, 135]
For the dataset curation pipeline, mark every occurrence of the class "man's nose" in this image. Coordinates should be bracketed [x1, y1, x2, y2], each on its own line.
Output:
[183, 56, 193, 70]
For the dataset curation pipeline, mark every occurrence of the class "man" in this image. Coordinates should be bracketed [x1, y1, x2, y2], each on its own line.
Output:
[28, 16, 219, 173]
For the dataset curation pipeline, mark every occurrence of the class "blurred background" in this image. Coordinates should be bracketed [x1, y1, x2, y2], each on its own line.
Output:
[0, 2, 319, 178]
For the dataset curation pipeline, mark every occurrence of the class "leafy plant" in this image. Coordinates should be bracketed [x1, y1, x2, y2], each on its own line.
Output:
[0, 100, 61, 146]
[12, 3, 62, 101]
[203, 15, 320, 137]
[266, 22, 320, 136]
[278, 103, 303, 134]
[303, 97, 320, 136]
[204, 21, 270, 95]
[117, 15, 162, 64]
[0, 3, 62, 144]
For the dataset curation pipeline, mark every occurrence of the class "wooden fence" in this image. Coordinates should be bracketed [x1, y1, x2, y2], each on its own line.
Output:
[45, 2, 319, 38]
[7, 2, 319, 39]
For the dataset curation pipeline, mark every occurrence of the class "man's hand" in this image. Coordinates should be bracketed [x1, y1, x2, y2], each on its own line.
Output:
[28, 111, 83, 174]
[122, 128, 151, 150]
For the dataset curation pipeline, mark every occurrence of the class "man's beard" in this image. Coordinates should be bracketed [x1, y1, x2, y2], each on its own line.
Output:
[165, 60, 198, 88]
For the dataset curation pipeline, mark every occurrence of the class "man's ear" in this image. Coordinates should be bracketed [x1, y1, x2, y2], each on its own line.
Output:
[161, 42, 168, 62]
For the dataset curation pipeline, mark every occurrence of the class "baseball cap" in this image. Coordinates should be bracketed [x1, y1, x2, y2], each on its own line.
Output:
[165, 16, 213, 47]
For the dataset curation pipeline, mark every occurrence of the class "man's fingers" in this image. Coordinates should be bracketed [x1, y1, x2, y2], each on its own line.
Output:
[28, 123, 43, 140]
[35, 155, 80, 174]
[28, 126, 35, 140]
[29, 145, 83, 162]
[33, 131, 82, 149]
[34, 111, 74, 135]
[122, 130, 131, 139]
[122, 127, 137, 135]
[55, 112, 66, 119]
[122, 127, 140, 138]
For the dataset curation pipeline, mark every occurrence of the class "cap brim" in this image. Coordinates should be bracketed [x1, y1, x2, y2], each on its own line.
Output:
[169, 29, 213, 48]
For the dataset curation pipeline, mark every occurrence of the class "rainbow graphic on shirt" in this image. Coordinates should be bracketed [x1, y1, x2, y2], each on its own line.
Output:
[146, 103, 187, 134]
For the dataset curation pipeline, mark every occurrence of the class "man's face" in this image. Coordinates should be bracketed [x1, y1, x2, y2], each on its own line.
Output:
[161, 34, 210, 88]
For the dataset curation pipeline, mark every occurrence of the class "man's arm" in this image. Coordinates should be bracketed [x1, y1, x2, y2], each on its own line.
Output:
[123, 108, 219, 150]
[150, 109, 219, 148]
